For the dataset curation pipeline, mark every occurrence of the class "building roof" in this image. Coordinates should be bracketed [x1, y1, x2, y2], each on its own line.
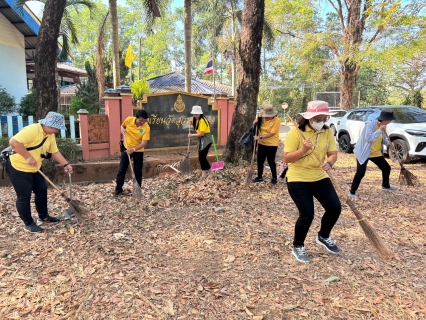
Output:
[147, 72, 230, 96]
[60, 84, 78, 95]
[197, 79, 233, 96]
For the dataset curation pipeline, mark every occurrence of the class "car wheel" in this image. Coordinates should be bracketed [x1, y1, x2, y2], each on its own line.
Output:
[330, 124, 336, 136]
[338, 134, 353, 153]
[389, 139, 410, 164]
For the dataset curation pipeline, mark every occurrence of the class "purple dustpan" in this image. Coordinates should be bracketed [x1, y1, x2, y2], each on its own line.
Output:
[211, 160, 225, 171]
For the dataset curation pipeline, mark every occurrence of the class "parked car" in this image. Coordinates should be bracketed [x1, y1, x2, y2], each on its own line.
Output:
[326, 110, 347, 135]
[336, 105, 426, 163]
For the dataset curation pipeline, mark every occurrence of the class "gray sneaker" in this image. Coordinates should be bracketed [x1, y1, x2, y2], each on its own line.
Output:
[292, 246, 311, 263]
[24, 223, 43, 233]
[382, 186, 397, 191]
[316, 235, 341, 254]
[347, 192, 358, 199]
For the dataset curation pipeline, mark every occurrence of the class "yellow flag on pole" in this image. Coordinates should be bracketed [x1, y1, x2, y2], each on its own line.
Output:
[125, 43, 135, 68]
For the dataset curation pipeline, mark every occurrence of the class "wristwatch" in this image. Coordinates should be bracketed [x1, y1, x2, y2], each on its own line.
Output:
[260, 136, 263, 140]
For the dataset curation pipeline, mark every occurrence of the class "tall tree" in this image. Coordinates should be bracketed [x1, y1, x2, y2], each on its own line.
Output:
[184, 0, 192, 92]
[223, 0, 265, 163]
[34, 0, 67, 119]
[109, 0, 120, 89]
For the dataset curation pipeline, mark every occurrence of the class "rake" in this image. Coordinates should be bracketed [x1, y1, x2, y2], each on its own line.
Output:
[287, 115, 393, 260]
[384, 131, 420, 187]
[38, 169, 88, 219]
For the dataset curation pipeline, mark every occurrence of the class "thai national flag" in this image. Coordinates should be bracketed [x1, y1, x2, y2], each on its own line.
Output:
[203, 57, 214, 75]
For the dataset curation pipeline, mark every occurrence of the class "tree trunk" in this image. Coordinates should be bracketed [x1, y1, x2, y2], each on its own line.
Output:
[184, 0, 192, 92]
[109, 0, 120, 89]
[340, 61, 360, 110]
[96, 12, 109, 109]
[223, 0, 265, 163]
[34, 0, 67, 120]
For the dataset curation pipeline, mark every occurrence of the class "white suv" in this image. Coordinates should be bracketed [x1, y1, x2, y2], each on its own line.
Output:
[336, 106, 426, 163]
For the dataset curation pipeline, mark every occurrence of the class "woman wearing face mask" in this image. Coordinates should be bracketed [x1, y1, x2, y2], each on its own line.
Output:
[283, 101, 341, 263]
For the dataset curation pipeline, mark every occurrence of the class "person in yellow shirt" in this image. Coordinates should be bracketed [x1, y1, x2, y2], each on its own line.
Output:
[284, 101, 340, 263]
[5, 112, 73, 233]
[252, 105, 281, 185]
[188, 105, 213, 180]
[114, 110, 150, 197]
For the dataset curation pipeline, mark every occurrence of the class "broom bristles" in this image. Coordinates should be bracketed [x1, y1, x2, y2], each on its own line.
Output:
[398, 167, 421, 187]
[244, 168, 253, 186]
[358, 219, 394, 260]
[180, 155, 192, 174]
[68, 199, 88, 219]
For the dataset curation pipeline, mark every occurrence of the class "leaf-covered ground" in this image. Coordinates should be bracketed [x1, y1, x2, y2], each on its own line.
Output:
[0, 153, 425, 319]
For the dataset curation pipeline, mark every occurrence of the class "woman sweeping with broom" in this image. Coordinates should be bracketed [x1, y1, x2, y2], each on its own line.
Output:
[188, 105, 213, 180]
[5, 112, 73, 233]
[284, 101, 340, 263]
[114, 110, 150, 197]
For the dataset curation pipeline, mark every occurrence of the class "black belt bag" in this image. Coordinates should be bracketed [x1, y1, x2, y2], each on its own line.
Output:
[1, 137, 48, 179]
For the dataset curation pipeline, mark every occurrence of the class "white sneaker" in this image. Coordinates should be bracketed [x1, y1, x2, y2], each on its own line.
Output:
[347, 192, 358, 199]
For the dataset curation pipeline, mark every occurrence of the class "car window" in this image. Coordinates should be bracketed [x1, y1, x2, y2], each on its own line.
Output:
[389, 107, 426, 123]
[346, 111, 357, 120]
[367, 109, 381, 121]
[335, 111, 347, 117]
[352, 111, 368, 121]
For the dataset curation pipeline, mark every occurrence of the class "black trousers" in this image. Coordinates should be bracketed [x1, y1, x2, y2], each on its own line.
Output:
[350, 156, 391, 194]
[287, 178, 342, 247]
[6, 160, 49, 225]
[198, 143, 212, 171]
[257, 144, 278, 179]
[115, 151, 144, 192]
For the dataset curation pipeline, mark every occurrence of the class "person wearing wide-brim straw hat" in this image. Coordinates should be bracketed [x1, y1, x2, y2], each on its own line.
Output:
[252, 104, 281, 185]
[284, 100, 341, 263]
[5, 112, 74, 233]
[348, 109, 397, 200]
[188, 105, 214, 180]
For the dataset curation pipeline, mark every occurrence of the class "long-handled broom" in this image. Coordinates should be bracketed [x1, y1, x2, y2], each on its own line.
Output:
[384, 131, 420, 187]
[179, 124, 192, 174]
[244, 120, 259, 186]
[127, 152, 143, 200]
[287, 115, 394, 260]
[37, 169, 88, 219]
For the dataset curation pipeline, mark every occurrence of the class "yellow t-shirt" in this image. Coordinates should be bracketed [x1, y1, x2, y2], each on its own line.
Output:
[370, 125, 382, 158]
[10, 123, 59, 173]
[196, 118, 211, 134]
[122, 117, 150, 151]
[284, 125, 337, 182]
[258, 116, 281, 147]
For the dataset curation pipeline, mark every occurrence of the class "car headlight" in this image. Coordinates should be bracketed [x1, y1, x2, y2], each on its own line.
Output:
[405, 129, 426, 137]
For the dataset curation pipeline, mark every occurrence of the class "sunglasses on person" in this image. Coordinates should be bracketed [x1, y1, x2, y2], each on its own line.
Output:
[312, 116, 329, 122]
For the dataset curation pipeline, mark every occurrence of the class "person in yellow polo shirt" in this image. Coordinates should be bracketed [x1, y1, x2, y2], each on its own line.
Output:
[6, 112, 73, 233]
[114, 110, 150, 197]
[284, 101, 340, 263]
[188, 105, 213, 180]
[252, 105, 281, 185]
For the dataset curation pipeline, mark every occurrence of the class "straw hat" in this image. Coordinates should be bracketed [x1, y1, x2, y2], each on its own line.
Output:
[299, 100, 337, 119]
[190, 105, 203, 114]
[38, 112, 66, 130]
[260, 105, 278, 117]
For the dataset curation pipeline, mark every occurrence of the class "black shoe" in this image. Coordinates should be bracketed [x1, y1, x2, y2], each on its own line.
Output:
[37, 216, 60, 224]
[24, 223, 43, 233]
[271, 178, 277, 185]
[252, 177, 264, 183]
[316, 235, 341, 254]
[113, 190, 123, 198]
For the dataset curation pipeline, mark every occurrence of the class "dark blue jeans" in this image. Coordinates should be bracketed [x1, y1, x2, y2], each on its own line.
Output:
[287, 178, 342, 247]
[115, 151, 144, 192]
[6, 160, 49, 225]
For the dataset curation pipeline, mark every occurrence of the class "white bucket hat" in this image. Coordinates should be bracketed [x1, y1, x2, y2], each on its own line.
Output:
[190, 105, 203, 115]
[38, 112, 66, 130]
[299, 100, 337, 119]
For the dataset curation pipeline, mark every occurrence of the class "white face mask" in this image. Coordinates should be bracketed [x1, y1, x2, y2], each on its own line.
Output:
[310, 120, 324, 132]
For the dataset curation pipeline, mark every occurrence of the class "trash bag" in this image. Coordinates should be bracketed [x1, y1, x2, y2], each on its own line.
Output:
[238, 125, 256, 148]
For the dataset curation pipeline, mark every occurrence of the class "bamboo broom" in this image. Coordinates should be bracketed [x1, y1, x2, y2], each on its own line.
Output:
[180, 124, 192, 174]
[244, 112, 260, 186]
[38, 169, 88, 219]
[287, 115, 394, 260]
[384, 131, 420, 187]
[123, 137, 142, 200]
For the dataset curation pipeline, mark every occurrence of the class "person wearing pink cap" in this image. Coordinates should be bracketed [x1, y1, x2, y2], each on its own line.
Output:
[284, 100, 341, 263]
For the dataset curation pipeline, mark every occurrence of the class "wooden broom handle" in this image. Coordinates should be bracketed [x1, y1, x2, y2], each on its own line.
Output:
[123, 134, 136, 173]
[188, 125, 191, 152]
[286, 115, 349, 202]
[37, 169, 63, 194]
[383, 130, 403, 167]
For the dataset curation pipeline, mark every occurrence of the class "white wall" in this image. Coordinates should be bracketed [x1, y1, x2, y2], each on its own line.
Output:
[0, 12, 28, 112]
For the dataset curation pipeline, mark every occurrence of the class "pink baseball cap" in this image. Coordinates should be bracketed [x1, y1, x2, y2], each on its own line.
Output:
[299, 100, 337, 119]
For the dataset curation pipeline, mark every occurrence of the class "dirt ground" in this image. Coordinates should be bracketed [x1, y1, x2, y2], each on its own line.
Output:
[0, 152, 425, 319]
